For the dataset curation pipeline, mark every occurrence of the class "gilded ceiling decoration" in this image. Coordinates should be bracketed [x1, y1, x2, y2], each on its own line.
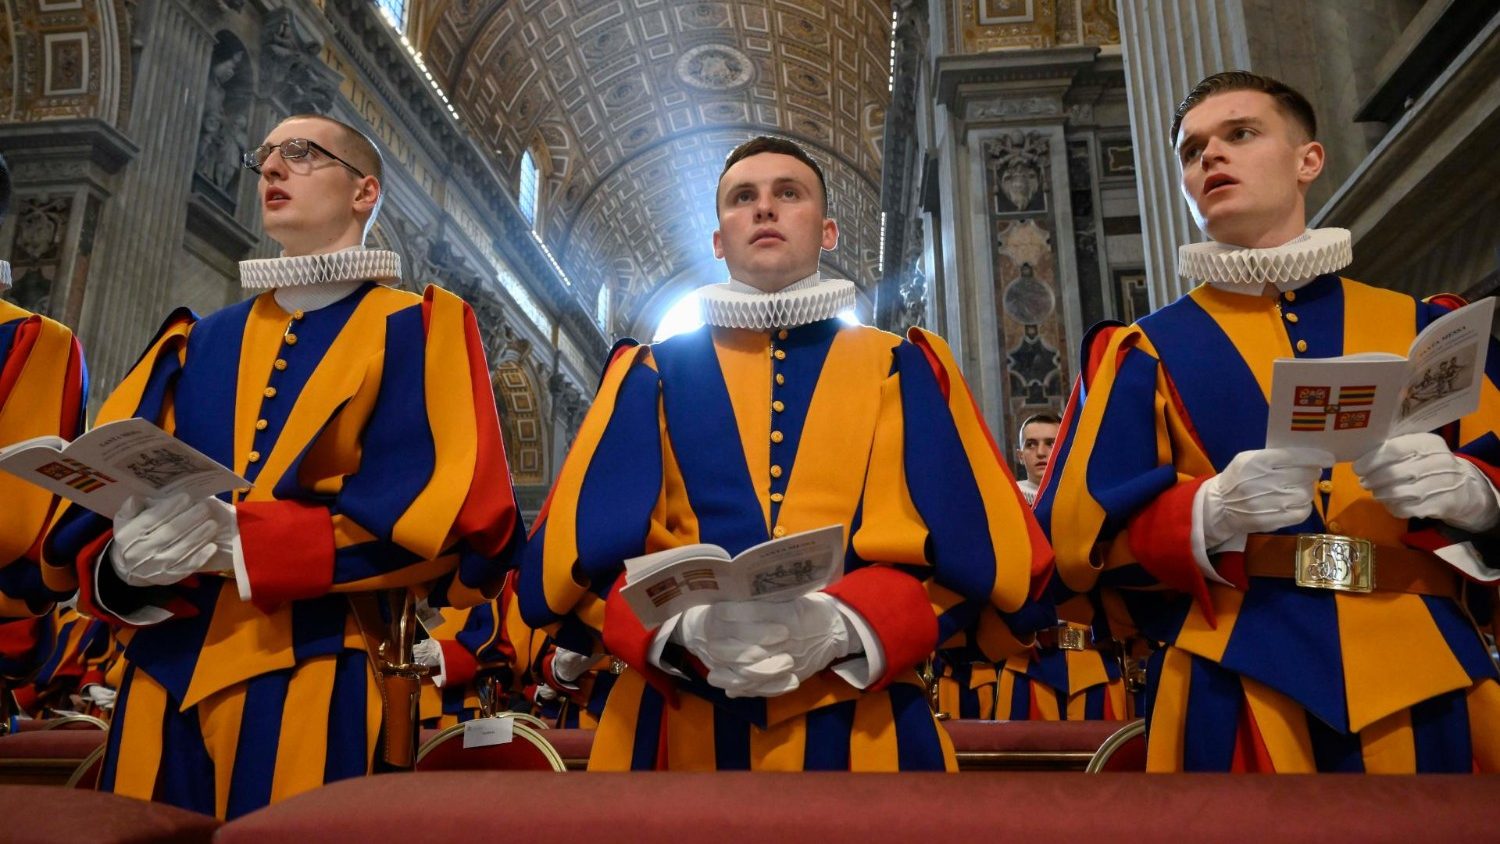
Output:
[952, 0, 1119, 53]
[423, 0, 893, 334]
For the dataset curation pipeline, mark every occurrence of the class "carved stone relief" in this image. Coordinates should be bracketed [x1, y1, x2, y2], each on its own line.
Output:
[260, 7, 340, 116]
[193, 32, 254, 211]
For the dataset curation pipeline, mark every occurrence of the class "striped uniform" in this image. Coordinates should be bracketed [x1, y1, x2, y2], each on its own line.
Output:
[993, 592, 1130, 722]
[520, 319, 1048, 770]
[45, 283, 520, 817]
[418, 597, 511, 729]
[1039, 275, 1500, 772]
[2, 605, 122, 717]
[0, 299, 86, 618]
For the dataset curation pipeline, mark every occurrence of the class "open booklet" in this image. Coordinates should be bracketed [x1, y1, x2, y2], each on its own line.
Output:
[1266, 297, 1494, 461]
[0, 417, 249, 517]
[618, 524, 845, 628]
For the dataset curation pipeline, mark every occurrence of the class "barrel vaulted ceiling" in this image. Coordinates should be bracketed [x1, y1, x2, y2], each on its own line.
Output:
[421, 0, 893, 334]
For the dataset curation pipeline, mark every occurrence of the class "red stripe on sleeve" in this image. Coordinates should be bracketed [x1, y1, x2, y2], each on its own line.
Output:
[824, 565, 937, 691]
[602, 586, 678, 701]
[0, 317, 40, 408]
[437, 638, 479, 688]
[236, 499, 335, 611]
[1127, 476, 1218, 627]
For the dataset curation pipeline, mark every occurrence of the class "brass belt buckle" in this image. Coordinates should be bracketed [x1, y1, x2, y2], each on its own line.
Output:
[1294, 534, 1375, 593]
[609, 657, 626, 676]
[1056, 625, 1088, 652]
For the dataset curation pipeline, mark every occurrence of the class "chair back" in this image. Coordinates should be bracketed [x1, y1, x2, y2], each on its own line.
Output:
[416, 718, 566, 772]
[1084, 719, 1147, 772]
[65, 743, 106, 789]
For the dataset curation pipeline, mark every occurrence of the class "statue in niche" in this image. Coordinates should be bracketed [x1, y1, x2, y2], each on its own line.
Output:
[261, 9, 340, 114]
[195, 46, 250, 201]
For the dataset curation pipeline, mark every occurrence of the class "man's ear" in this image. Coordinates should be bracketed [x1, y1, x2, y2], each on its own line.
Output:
[820, 218, 839, 252]
[353, 175, 381, 215]
[712, 228, 725, 260]
[1296, 141, 1325, 188]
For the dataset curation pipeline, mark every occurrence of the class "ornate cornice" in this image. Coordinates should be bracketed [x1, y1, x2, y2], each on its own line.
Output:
[935, 45, 1101, 111]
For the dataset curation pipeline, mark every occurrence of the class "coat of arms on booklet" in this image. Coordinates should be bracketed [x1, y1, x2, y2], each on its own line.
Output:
[619, 524, 845, 627]
[0, 417, 249, 517]
[1266, 297, 1494, 461]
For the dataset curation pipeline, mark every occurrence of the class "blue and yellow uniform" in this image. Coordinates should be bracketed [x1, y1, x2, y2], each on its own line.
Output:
[520, 319, 1048, 770]
[1039, 275, 1500, 772]
[993, 591, 1130, 721]
[418, 597, 513, 729]
[0, 298, 86, 618]
[45, 282, 520, 817]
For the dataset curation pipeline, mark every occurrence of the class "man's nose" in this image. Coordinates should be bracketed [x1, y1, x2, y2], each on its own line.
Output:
[259, 147, 290, 180]
[754, 194, 776, 220]
[1200, 136, 1227, 166]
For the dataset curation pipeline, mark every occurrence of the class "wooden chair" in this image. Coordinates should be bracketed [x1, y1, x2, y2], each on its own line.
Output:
[1084, 719, 1147, 772]
[42, 714, 109, 731]
[415, 718, 566, 772]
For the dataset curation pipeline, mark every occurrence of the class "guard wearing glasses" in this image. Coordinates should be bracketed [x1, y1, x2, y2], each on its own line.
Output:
[46, 114, 522, 817]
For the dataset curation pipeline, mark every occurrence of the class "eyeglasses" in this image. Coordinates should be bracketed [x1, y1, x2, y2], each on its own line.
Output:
[242, 138, 366, 177]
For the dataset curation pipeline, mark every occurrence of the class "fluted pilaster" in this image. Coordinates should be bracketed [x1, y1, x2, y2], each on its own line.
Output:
[79, 0, 220, 401]
[1117, 0, 1249, 308]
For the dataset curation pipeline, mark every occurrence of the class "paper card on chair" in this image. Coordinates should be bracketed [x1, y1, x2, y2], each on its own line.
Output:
[463, 716, 514, 748]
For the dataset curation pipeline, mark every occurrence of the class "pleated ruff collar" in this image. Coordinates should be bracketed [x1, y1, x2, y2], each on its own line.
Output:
[1179, 228, 1351, 296]
[698, 271, 856, 331]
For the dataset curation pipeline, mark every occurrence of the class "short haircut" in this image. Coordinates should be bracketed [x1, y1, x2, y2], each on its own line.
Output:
[1018, 413, 1061, 448]
[718, 135, 828, 213]
[1169, 71, 1318, 148]
[284, 113, 384, 183]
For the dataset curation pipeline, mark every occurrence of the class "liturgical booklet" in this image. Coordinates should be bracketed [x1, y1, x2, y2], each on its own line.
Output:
[620, 524, 845, 627]
[1266, 297, 1494, 461]
[0, 417, 247, 517]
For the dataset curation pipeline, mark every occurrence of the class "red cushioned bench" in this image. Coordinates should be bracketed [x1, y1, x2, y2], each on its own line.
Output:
[0, 784, 220, 843]
[215, 770, 1500, 842]
[0, 729, 106, 786]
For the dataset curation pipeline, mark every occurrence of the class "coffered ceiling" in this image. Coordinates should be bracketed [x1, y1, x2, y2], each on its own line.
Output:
[421, 0, 893, 334]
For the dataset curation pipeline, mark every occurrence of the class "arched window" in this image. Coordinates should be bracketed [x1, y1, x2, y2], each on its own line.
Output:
[596, 284, 610, 330]
[519, 149, 540, 227]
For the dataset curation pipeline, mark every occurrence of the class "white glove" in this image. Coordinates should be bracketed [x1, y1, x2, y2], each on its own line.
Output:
[679, 594, 853, 699]
[551, 647, 594, 686]
[1201, 447, 1335, 548]
[412, 638, 443, 668]
[82, 684, 117, 711]
[1353, 433, 1500, 532]
[534, 682, 558, 702]
[109, 493, 237, 587]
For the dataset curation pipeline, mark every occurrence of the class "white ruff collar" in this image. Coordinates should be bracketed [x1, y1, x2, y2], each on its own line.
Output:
[0, 261, 10, 291]
[1178, 228, 1351, 287]
[698, 272, 856, 330]
[239, 247, 401, 291]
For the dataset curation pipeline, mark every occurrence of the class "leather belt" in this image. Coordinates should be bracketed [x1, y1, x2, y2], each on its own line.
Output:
[1034, 623, 1096, 652]
[1243, 535, 1459, 599]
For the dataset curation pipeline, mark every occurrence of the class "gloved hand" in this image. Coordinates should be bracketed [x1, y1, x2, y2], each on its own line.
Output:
[412, 638, 442, 668]
[551, 647, 595, 685]
[82, 684, 117, 711]
[1353, 433, 1500, 532]
[534, 682, 558, 702]
[678, 594, 852, 698]
[109, 493, 237, 587]
[1201, 447, 1335, 548]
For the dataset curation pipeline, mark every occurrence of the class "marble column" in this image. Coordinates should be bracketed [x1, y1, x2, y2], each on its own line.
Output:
[1117, 0, 1249, 308]
[77, 0, 222, 402]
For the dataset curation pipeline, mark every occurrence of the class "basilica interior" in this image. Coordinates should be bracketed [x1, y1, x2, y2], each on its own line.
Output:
[1, 0, 1495, 509]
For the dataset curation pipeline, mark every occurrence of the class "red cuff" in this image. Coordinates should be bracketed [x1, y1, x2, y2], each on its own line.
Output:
[236, 500, 335, 612]
[824, 566, 937, 691]
[437, 639, 479, 688]
[602, 586, 677, 702]
[80, 669, 106, 689]
[1128, 477, 1217, 626]
[1457, 454, 1500, 511]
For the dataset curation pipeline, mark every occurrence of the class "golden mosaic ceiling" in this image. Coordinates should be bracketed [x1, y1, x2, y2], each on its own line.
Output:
[422, 0, 893, 333]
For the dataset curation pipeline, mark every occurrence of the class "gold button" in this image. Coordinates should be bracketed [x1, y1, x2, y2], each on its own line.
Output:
[1284, 291, 1296, 302]
[292, 310, 305, 320]
[775, 374, 785, 386]
[770, 492, 784, 503]
[771, 430, 784, 443]
[264, 387, 277, 398]
[284, 334, 298, 346]
[274, 359, 287, 371]
[772, 400, 785, 412]
[778, 329, 789, 340]
[1285, 312, 1299, 323]
[1318, 480, 1333, 493]
[770, 465, 783, 478]
[255, 419, 269, 431]
[773, 349, 786, 360]
[247, 451, 261, 463]
[772, 525, 787, 538]
[1296, 340, 1308, 353]
[1328, 520, 1341, 533]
